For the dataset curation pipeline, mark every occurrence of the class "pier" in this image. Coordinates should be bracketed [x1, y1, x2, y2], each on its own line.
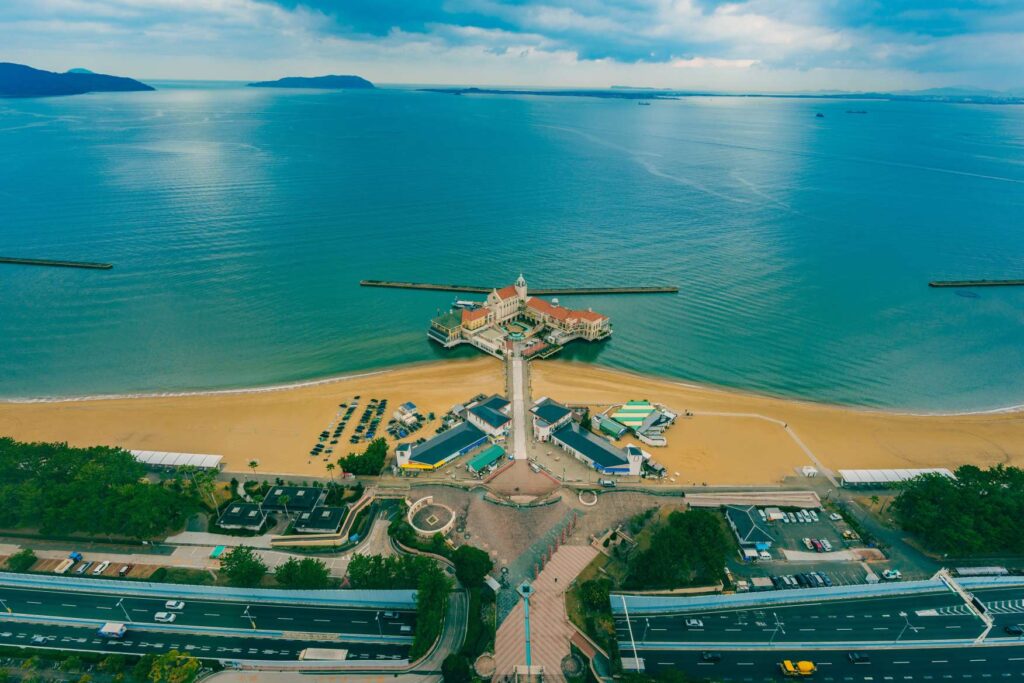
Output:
[361, 280, 677, 295]
[929, 279, 1024, 288]
[0, 256, 112, 270]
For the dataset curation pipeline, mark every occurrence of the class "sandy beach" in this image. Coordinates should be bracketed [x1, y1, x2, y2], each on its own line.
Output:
[1, 358, 1022, 484]
[532, 362, 1024, 484]
[0, 358, 503, 478]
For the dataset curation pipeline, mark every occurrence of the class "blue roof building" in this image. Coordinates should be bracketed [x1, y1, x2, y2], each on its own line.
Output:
[551, 423, 642, 476]
[395, 422, 488, 470]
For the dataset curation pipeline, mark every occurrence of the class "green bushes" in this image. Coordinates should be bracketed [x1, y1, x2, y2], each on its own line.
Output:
[4, 548, 37, 572]
[625, 509, 732, 589]
[0, 437, 196, 538]
[274, 557, 333, 589]
[892, 465, 1024, 556]
[337, 438, 389, 476]
[219, 545, 267, 587]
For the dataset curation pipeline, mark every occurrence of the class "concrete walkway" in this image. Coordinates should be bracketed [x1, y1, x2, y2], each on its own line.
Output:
[493, 545, 598, 682]
[509, 348, 529, 460]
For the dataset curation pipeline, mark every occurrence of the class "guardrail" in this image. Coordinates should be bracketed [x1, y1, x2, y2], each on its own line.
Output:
[611, 579, 952, 615]
[0, 572, 416, 609]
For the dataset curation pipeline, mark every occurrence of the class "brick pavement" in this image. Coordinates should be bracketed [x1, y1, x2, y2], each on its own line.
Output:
[493, 545, 598, 683]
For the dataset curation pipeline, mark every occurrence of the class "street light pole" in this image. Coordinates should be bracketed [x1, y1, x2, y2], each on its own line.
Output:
[243, 605, 256, 630]
[0, 597, 10, 614]
[376, 611, 382, 637]
[769, 612, 785, 645]
[116, 598, 132, 623]
[897, 611, 912, 642]
[642, 618, 650, 644]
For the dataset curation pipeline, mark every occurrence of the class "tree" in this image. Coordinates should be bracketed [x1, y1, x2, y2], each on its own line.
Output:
[99, 656, 126, 674]
[325, 463, 336, 483]
[278, 494, 291, 517]
[870, 495, 881, 509]
[626, 509, 732, 589]
[0, 437, 196, 539]
[220, 545, 267, 587]
[62, 656, 84, 672]
[248, 460, 259, 476]
[892, 465, 1024, 556]
[148, 650, 200, 683]
[579, 579, 611, 612]
[580, 413, 593, 432]
[441, 653, 473, 683]
[132, 655, 157, 682]
[452, 545, 493, 587]
[337, 438, 389, 476]
[5, 548, 37, 572]
[275, 557, 332, 589]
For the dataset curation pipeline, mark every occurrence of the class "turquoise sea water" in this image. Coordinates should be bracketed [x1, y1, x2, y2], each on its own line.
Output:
[1, 84, 1022, 410]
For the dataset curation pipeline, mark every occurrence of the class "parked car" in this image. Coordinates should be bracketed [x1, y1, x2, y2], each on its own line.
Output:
[811, 539, 823, 552]
[153, 612, 176, 623]
[881, 569, 902, 581]
[685, 618, 704, 628]
[700, 651, 722, 663]
[117, 565, 132, 577]
[809, 510, 820, 522]
[795, 574, 809, 588]
[1004, 624, 1024, 636]
[164, 600, 186, 610]
[757, 509, 767, 521]
[787, 513, 797, 523]
[821, 539, 833, 552]
[829, 512, 843, 521]
[758, 550, 772, 561]
[92, 561, 110, 576]
[802, 537, 814, 550]
[848, 652, 871, 663]
[75, 561, 93, 575]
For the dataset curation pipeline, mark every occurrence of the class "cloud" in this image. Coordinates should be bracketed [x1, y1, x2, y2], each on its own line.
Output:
[0, 0, 1021, 89]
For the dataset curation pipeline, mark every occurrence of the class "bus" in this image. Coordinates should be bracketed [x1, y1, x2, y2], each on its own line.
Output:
[98, 623, 127, 639]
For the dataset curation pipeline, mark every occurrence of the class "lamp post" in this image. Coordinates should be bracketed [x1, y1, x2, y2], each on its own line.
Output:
[0, 597, 10, 614]
[376, 611, 382, 637]
[115, 598, 132, 623]
[769, 611, 785, 645]
[896, 611, 919, 642]
[243, 605, 256, 630]
[642, 618, 650, 644]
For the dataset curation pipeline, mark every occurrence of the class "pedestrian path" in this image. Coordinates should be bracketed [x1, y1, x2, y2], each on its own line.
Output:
[509, 350, 528, 460]
[493, 545, 598, 682]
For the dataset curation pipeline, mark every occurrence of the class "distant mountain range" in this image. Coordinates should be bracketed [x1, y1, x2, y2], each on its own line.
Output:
[247, 75, 374, 90]
[0, 62, 154, 98]
[423, 85, 1024, 105]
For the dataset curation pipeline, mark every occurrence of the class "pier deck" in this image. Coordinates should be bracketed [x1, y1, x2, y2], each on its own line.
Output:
[929, 279, 1024, 288]
[0, 256, 112, 270]
[361, 280, 677, 295]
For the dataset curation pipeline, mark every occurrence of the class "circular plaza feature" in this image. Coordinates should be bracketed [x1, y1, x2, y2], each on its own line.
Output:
[407, 496, 456, 537]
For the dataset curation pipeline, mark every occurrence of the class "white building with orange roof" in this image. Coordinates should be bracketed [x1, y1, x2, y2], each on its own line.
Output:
[427, 274, 611, 358]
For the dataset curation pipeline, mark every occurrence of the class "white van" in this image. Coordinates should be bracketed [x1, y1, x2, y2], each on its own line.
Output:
[92, 561, 110, 576]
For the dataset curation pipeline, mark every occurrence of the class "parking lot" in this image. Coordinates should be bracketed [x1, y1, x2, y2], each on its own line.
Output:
[727, 506, 902, 591]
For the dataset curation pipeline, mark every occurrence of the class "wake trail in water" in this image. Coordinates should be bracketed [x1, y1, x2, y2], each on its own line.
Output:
[542, 124, 749, 204]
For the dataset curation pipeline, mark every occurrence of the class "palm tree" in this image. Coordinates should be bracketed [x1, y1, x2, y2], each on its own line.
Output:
[326, 463, 336, 484]
[870, 495, 881, 509]
[278, 494, 291, 518]
[248, 460, 259, 476]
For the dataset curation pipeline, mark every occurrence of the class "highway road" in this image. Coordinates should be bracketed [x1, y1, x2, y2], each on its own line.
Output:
[631, 643, 1024, 681]
[0, 621, 409, 662]
[0, 586, 415, 637]
[616, 586, 1024, 646]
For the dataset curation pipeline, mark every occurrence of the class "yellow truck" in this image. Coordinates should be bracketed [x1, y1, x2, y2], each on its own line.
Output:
[780, 660, 817, 676]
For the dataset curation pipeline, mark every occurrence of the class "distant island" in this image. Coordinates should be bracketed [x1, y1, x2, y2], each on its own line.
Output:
[247, 75, 374, 90]
[422, 85, 1024, 105]
[0, 62, 153, 98]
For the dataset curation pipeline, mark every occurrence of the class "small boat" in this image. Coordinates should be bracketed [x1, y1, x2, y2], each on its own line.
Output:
[638, 101, 651, 106]
[452, 299, 481, 310]
[816, 112, 825, 118]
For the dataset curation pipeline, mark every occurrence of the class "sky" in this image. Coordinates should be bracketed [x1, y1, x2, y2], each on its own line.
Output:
[2, 0, 1023, 92]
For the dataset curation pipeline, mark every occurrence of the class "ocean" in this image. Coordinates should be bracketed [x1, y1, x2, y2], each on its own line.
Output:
[1, 83, 1022, 410]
